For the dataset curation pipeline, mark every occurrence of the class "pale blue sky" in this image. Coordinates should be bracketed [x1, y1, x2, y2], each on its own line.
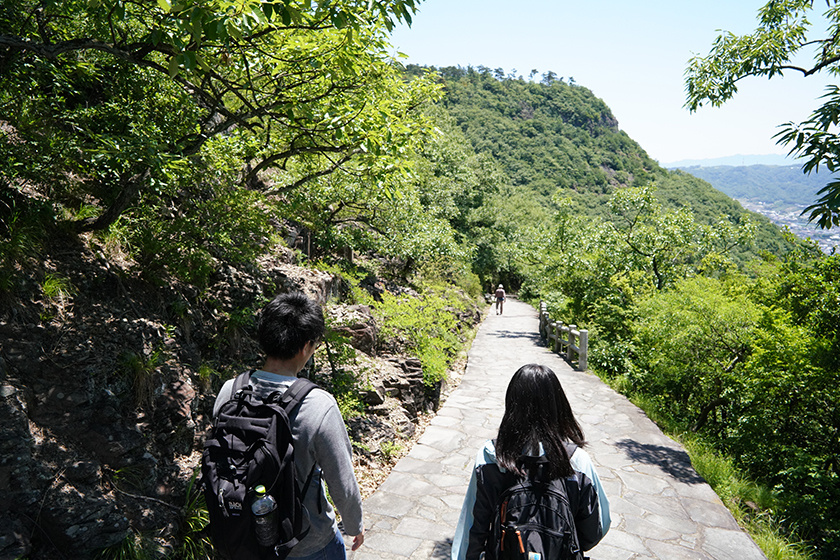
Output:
[388, 0, 835, 165]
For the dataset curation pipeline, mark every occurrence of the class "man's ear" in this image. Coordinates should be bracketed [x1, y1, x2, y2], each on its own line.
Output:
[296, 341, 315, 360]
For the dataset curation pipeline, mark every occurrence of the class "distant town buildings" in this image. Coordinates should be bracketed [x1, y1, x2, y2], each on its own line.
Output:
[738, 200, 839, 254]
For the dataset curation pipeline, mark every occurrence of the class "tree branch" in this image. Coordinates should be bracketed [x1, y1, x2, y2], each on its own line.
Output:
[254, 147, 358, 189]
[0, 34, 170, 61]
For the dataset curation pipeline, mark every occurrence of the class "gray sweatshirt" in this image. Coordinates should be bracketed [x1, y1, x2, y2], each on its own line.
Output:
[213, 370, 364, 556]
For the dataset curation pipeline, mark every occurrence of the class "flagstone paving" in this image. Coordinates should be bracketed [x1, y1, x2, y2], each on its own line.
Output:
[346, 298, 766, 560]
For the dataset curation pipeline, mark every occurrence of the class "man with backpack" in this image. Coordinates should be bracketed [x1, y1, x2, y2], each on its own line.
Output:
[208, 292, 364, 559]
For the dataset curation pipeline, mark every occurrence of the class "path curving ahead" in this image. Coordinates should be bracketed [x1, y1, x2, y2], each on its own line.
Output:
[347, 299, 767, 560]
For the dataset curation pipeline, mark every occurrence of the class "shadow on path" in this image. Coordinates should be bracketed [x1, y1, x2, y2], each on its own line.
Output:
[489, 330, 543, 344]
[430, 538, 452, 559]
[615, 439, 706, 485]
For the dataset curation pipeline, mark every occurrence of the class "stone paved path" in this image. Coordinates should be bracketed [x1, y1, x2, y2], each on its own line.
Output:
[346, 299, 766, 559]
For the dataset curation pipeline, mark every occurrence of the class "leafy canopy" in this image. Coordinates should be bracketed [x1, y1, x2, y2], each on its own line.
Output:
[1, 0, 430, 232]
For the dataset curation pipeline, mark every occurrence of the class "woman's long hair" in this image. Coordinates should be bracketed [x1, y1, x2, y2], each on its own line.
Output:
[495, 364, 586, 479]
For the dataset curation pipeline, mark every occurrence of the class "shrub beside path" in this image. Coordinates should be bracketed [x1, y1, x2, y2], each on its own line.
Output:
[347, 298, 767, 559]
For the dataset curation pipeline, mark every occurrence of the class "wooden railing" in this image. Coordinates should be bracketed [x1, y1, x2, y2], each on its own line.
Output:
[538, 302, 589, 371]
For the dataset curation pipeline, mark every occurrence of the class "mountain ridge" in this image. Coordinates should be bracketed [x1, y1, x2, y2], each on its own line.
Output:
[664, 154, 794, 167]
[419, 64, 797, 259]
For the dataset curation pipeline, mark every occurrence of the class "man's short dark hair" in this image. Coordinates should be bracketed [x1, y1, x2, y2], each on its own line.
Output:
[257, 292, 325, 360]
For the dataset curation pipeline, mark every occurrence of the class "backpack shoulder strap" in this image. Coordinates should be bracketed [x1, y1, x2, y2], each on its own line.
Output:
[279, 377, 319, 414]
[278, 378, 321, 507]
[230, 369, 254, 396]
[211, 370, 254, 423]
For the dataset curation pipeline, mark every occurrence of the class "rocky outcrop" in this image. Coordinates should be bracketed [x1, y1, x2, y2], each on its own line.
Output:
[0, 374, 37, 560]
[329, 305, 378, 356]
[0, 353, 192, 558]
[0, 238, 480, 559]
[382, 357, 433, 419]
[344, 356, 438, 448]
[257, 258, 340, 305]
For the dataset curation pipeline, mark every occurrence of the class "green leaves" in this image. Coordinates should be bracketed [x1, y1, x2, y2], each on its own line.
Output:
[3, 0, 436, 236]
[373, 287, 464, 385]
[773, 85, 840, 228]
[803, 180, 840, 228]
[608, 186, 722, 290]
[685, 0, 809, 111]
[608, 249, 840, 554]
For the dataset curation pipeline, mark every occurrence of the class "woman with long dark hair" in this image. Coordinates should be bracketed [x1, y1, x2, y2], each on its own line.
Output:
[451, 364, 610, 559]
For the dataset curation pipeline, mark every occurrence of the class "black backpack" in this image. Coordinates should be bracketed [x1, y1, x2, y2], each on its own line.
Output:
[488, 452, 585, 560]
[201, 371, 318, 560]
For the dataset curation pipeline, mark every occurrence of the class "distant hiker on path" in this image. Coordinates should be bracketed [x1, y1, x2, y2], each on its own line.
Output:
[212, 293, 365, 559]
[494, 284, 506, 315]
[451, 364, 610, 560]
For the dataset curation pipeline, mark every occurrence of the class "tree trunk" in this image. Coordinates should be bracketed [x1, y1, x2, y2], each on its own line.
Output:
[692, 397, 728, 432]
[76, 168, 150, 232]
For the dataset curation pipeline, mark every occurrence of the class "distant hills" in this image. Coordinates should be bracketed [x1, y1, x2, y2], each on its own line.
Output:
[664, 154, 794, 167]
[674, 164, 839, 252]
[674, 164, 826, 207]
[414, 65, 798, 258]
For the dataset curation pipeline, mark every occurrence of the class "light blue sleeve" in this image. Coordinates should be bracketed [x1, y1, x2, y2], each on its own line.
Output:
[570, 447, 611, 536]
[451, 442, 495, 560]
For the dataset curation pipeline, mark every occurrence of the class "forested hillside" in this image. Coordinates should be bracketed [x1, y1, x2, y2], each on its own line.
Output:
[2, 3, 838, 558]
[416, 65, 797, 266]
